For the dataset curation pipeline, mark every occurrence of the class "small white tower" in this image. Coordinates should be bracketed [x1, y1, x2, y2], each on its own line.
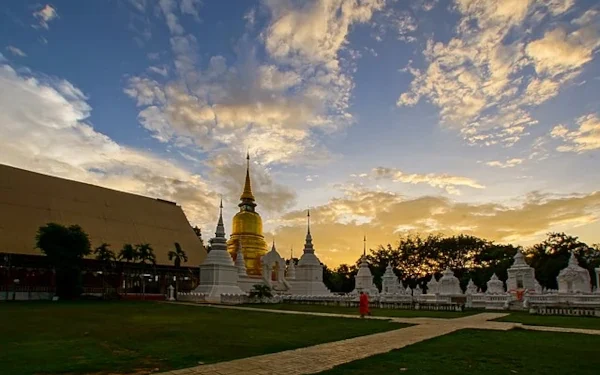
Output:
[193, 199, 245, 302]
[352, 236, 379, 296]
[438, 267, 462, 295]
[235, 241, 247, 277]
[287, 247, 296, 280]
[507, 250, 536, 291]
[557, 252, 591, 293]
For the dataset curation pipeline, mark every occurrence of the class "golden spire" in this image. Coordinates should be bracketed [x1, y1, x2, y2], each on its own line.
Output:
[240, 151, 255, 202]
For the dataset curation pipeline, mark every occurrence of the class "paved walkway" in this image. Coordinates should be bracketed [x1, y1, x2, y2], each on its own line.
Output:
[161, 304, 600, 375]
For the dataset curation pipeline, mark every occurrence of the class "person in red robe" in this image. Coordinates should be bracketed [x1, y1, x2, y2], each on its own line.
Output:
[359, 291, 370, 318]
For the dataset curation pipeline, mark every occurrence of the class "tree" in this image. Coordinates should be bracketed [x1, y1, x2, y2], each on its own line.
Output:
[168, 242, 188, 297]
[249, 284, 272, 299]
[192, 226, 204, 247]
[94, 243, 116, 297]
[135, 243, 156, 298]
[35, 223, 91, 299]
[527, 232, 599, 289]
[118, 243, 138, 295]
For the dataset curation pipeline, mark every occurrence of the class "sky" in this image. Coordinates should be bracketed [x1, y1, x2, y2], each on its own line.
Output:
[1, 0, 600, 267]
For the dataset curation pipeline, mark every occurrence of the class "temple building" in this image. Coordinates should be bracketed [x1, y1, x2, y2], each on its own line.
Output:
[226, 154, 268, 277]
[0, 163, 207, 299]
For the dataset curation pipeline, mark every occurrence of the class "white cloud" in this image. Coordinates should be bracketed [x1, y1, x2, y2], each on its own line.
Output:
[485, 158, 523, 168]
[0, 63, 218, 227]
[33, 4, 59, 29]
[148, 65, 169, 77]
[125, 0, 384, 166]
[396, 0, 597, 147]
[551, 114, 600, 152]
[371, 167, 485, 195]
[6, 46, 26, 57]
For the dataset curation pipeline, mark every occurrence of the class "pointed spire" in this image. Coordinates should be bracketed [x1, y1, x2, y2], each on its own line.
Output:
[240, 151, 255, 203]
[303, 209, 314, 253]
[290, 245, 293, 259]
[363, 235, 366, 257]
[215, 197, 225, 238]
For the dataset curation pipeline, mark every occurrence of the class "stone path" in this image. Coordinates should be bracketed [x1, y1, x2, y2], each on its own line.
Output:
[161, 304, 600, 375]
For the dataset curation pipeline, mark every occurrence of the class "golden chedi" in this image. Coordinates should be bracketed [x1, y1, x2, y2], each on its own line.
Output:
[227, 154, 268, 276]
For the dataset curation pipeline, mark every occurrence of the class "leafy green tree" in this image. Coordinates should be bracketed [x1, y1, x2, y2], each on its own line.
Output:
[168, 242, 188, 297]
[118, 244, 137, 294]
[527, 232, 599, 289]
[249, 284, 273, 299]
[135, 243, 156, 298]
[35, 223, 91, 299]
[94, 243, 116, 296]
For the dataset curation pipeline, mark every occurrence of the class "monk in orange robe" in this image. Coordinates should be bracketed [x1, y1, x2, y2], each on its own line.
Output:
[359, 291, 370, 318]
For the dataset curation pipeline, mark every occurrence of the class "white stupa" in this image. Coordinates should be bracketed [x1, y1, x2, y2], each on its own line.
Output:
[426, 276, 440, 294]
[351, 236, 379, 296]
[465, 279, 478, 294]
[557, 252, 591, 293]
[291, 210, 330, 295]
[381, 263, 401, 295]
[194, 200, 245, 302]
[507, 250, 536, 291]
[438, 267, 462, 295]
[235, 242, 247, 277]
[486, 273, 505, 294]
[287, 247, 296, 280]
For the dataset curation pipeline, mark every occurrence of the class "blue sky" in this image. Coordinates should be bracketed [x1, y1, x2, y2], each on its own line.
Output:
[1, 0, 600, 266]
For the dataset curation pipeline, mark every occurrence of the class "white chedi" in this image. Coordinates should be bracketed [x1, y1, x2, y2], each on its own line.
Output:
[507, 250, 536, 291]
[438, 267, 462, 295]
[381, 263, 401, 295]
[194, 200, 245, 302]
[235, 242, 247, 277]
[286, 251, 296, 280]
[557, 252, 591, 293]
[352, 237, 379, 296]
[426, 276, 440, 294]
[465, 279, 478, 294]
[290, 210, 330, 295]
[486, 274, 505, 294]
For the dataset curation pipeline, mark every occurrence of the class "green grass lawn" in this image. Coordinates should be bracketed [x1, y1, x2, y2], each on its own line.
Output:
[494, 311, 600, 330]
[318, 328, 600, 374]
[0, 301, 405, 375]
[243, 303, 478, 318]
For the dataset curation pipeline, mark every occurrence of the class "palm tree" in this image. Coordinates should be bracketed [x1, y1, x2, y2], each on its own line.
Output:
[135, 243, 156, 299]
[94, 243, 115, 297]
[118, 244, 137, 296]
[168, 242, 188, 299]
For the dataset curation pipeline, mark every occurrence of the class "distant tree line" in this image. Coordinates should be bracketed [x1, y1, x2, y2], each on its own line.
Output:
[323, 232, 600, 294]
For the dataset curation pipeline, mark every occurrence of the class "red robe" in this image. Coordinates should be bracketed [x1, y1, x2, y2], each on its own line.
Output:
[359, 293, 370, 315]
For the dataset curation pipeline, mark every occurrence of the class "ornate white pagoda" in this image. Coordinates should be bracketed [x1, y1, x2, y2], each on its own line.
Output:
[465, 279, 478, 294]
[290, 210, 330, 295]
[193, 200, 245, 302]
[381, 263, 402, 295]
[426, 276, 439, 294]
[286, 248, 296, 280]
[438, 267, 462, 295]
[351, 236, 379, 296]
[557, 252, 591, 293]
[486, 273, 505, 294]
[507, 250, 536, 291]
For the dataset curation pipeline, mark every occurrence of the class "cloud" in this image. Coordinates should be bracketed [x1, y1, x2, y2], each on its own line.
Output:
[526, 26, 600, 77]
[125, 0, 384, 166]
[273, 187, 600, 266]
[485, 158, 523, 168]
[371, 167, 485, 195]
[396, 0, 598, 147]
[0, 62, 219, 227]
[551, 113, 600, 152]
[147, 65, 169, 77]
[5, 46, 26, 57]
[33, 4, 58, 29]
